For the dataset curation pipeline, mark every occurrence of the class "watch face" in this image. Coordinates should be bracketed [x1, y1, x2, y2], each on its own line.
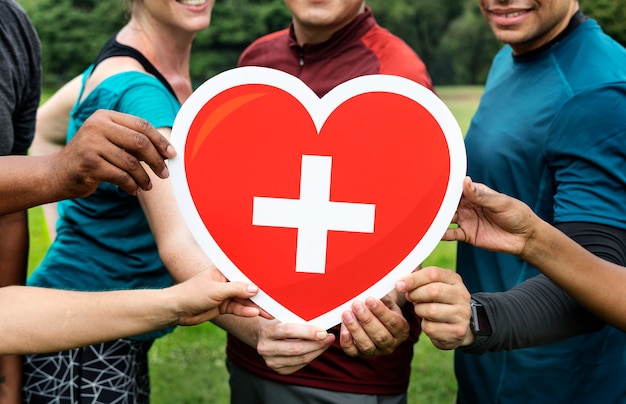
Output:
[471, 303, 492, 336]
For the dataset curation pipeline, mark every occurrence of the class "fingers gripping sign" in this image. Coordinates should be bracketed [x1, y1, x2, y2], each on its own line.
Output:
[396, 267, 474, 350]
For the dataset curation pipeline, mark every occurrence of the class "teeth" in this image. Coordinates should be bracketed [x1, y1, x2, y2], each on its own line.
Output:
[504, 11, 524, 17]
[178, 0, 206, 5]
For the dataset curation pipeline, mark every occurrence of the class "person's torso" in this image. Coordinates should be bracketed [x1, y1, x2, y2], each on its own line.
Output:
[28, 49, 180, 295]
[238, 9, 433, 97]
[232, 9, 432, 394]
[457, 19, 626, 403]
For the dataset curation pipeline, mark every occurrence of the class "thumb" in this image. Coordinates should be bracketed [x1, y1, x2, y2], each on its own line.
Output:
[395, 273, 419, 294]
[213, 281, 259, 301]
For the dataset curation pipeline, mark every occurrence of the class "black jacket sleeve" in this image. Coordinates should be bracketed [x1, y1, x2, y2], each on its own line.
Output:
[461, 222, 626, 354]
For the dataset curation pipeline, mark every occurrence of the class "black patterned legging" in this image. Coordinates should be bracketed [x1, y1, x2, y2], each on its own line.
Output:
[23, 339, 153, 404]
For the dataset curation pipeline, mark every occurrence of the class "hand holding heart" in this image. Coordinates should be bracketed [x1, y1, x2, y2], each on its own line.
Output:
[256, 321, 335, 375]
[396, 266, 474, 350]
[340, 294, 410, 357]
[256, 294, 410, 374]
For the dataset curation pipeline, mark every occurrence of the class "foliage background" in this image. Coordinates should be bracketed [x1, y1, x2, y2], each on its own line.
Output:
[19, 0, 626, 87]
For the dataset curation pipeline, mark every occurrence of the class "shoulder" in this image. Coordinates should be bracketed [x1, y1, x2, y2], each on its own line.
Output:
[239, 29, 290, 66]
[97, 72, 177, 107]
[0, 0, 39, 45]
[83, 58, 175, 102]
[361, 24, 433, 90]
[75, 69, 179, 126]
[87, 57, 146, 88]
[553, 84, 626, 138]
[553, 20, 626, 86]
[0, 0, 33, 26]
[248, 29, 289, 48]
[0, 0, 40, 59]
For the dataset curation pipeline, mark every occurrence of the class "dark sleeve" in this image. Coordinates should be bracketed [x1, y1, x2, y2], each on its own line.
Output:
[461, 222, 626, 354]
[0, 0, 42, 156]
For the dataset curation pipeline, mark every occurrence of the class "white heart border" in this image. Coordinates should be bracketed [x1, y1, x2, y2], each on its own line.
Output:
[170, 66, 466, 329]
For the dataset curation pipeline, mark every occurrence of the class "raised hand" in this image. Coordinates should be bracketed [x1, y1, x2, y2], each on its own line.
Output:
[55, 109, 176, 198]
[444, 176, 538, 256]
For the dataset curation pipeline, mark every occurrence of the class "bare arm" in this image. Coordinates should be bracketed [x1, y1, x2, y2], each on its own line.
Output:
[30, 76, 82, 237]
[445, 176, 626, 331]
[0, 270, 260, 355]
[31, 76, 81, 154]
[0, 110, 176, 216]
[136, 127, 216, 283]
[0, 211, 27, 403]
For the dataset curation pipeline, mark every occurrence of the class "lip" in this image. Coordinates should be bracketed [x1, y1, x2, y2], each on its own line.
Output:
[487, 8, 532, 27]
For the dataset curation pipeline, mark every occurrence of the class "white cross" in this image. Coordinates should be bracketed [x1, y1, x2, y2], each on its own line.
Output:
[252, 155, 376, 274]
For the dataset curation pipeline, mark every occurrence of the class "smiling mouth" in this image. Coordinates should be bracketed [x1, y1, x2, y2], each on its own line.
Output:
[177, 0, 206, 5]
[491, 8, 531, 18]
[499, 11, 526, 17]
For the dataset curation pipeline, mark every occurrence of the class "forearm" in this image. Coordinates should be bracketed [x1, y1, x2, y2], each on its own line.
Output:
[0, 286, 177, 354]
[0, 356, 21, 404]
[0, 214, 28, 401]
[138, 157, 212, 283]
[0, 155, 65, 215]
[463, 275, 604, 354]
[212, 314, 269, 348]
[521, 220, 626, 330]
[0, 212, 28, 286]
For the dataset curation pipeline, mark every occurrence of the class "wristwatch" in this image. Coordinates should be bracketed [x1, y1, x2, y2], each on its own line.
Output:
[462, 298, 493, 352]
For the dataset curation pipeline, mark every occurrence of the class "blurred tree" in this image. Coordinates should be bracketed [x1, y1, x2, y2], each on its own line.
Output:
[17, 0, 625, 87]
[21, 0, 126, 85]
[437, 1, 501, 85]
[20, 0, 290, 86]
[191, 0, 290, 84]
[581, 0, 625, 46]
[368, 0, 464, 84]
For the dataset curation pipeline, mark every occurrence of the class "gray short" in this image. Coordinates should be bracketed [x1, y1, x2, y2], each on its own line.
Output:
[227, 359, 407, 404]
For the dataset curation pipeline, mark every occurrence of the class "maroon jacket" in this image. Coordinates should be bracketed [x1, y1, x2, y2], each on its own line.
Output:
[229, 7, 433, 395]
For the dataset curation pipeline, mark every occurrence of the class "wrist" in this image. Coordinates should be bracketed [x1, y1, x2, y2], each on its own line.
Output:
[519, 217, 552, 263]
[460, 299, 492, 354]
[156, 286, 182, 327]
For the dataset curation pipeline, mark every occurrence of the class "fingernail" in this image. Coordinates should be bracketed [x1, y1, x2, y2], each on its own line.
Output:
[354, 301, 365, 314]
[166, 144, 177, 157]
[316, 330, 328, 339]
[161, 166, 170, 178]
[247, 284, 258, 293]
[396, 280, 406, 291]
[343, 311, 355, 324]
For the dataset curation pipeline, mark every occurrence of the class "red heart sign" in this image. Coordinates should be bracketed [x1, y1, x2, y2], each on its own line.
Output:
[170, 67, 466, 329]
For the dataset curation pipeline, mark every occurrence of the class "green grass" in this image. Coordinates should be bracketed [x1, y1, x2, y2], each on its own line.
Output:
[27, 206, 51, 273]
[28, 85, 483, 404]
[435, 85, 482, 135]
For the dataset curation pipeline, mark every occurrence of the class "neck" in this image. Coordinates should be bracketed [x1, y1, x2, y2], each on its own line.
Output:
[117, 20, 194, 101]
[293, 4, 366, 46]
